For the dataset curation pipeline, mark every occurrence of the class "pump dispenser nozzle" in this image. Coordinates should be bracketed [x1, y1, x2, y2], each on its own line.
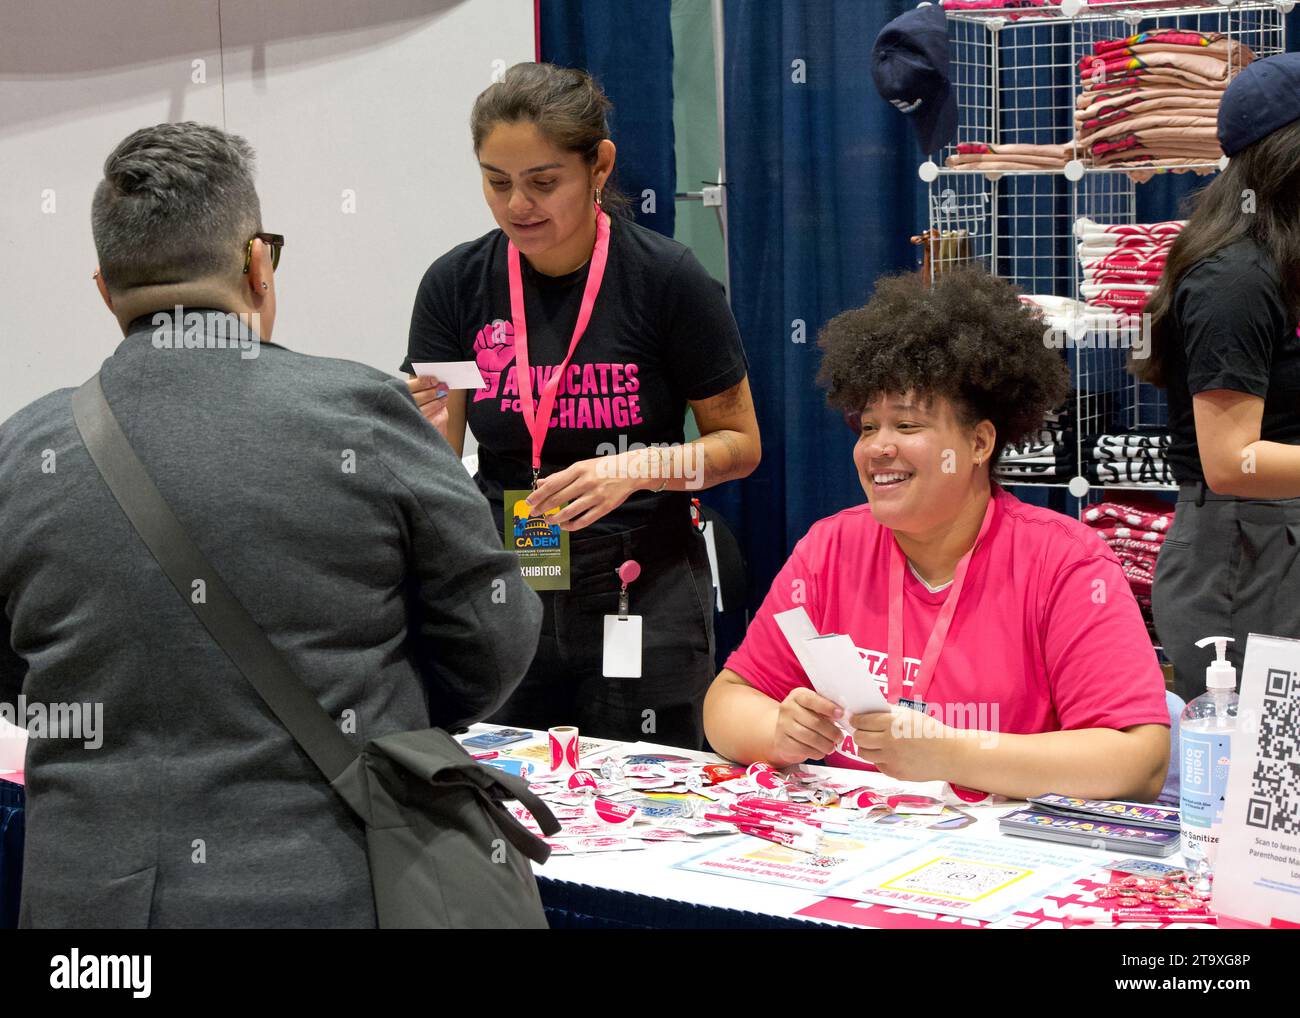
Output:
[1193, 635, 1236, 691]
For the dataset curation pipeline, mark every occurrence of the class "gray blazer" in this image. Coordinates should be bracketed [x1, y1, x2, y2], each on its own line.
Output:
[0, 313, 542, 928]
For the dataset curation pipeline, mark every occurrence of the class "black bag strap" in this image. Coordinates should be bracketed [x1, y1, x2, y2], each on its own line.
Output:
[493, 805, 555, 865]
[508, 782, 561, 838]
[71, 374, 358, 782]
[463, 765, 561, 840]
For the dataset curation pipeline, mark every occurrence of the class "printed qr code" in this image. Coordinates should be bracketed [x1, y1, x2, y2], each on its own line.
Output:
[1246, 668, 1300, 836]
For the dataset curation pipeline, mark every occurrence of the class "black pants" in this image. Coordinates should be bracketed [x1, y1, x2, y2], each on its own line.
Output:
[488, 510, 717, 749]
[1152, 483, 1300, 702]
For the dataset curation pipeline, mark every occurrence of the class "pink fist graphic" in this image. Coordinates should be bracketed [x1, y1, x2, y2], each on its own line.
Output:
[474, 319, 517, 375]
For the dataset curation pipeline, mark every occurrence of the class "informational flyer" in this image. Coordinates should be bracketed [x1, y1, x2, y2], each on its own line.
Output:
[673, 828, 927, 893]
[1212, 633, 1300, 928]
[825, 833, 1098, 923]
[504, 736, 617, 765]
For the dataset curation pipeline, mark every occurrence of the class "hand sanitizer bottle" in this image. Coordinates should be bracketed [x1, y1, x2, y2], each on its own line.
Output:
[1179, 636, 1238, 887]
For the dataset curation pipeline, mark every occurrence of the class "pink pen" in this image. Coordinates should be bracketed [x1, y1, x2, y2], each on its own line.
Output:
[706, 812, 780, 830]
[726, 805, 834, 829]
[734, 809, 825, 829]
[737, 824, 822, 855]
[1112, 910, 1217, 924]
[471, 751, 499, 761]
[708, 813, 817, 836]
[733, 797, 817, 818]
[1061, 907, 1216, 925]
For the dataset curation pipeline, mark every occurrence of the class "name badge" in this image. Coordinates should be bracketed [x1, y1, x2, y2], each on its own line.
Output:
[602, 615, 643, 678]
[603, 560, 643, 677]
[898, 697, 930, 715]
[504, 489, 570, 591]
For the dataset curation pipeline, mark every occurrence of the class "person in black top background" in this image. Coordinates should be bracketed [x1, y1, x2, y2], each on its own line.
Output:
[403, 63, 761, 747]
[1134, 54, 1300, 701]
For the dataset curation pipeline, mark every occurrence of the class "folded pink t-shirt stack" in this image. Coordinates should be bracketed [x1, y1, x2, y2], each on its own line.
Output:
[724, 487, 1169, 771]
[945, 141, 1071, 172]
[1083, 500, 1175, 533]
[1074, 29, 1254, 176]
[1076, 216, 1183, 315]
[942, 0, 1049, 15]
[943, 0, 1212, 16]
[1082, 500, 1175, 607]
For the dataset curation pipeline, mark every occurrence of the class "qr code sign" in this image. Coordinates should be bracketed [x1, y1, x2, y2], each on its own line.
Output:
[1246, 668, 1300, 836]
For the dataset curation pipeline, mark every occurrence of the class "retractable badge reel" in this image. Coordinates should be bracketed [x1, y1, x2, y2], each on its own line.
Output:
[602, 560, 642, 678]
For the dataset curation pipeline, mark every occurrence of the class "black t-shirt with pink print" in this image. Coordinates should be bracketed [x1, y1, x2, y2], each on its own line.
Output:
[403, 217, 748, 535]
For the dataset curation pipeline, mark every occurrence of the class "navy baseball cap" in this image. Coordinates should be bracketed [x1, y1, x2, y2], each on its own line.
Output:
[1218, 52, 1300, 157]
[871, 3, 957, 156]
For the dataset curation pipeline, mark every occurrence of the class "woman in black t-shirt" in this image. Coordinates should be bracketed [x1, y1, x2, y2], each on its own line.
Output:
[403, 63, 760, 748]
[1136, 54, 1300, 701]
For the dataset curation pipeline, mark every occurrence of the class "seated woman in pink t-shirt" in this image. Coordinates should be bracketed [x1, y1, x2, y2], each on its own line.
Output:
[705, 268, 1171, 801]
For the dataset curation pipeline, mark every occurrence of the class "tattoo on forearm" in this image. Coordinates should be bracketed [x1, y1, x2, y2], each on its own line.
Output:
[703, 430, 748, 484]
[709, 383, 751, 418]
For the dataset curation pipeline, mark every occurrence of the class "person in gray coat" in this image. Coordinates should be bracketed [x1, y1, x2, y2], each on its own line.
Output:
[0, 122, 543, 928]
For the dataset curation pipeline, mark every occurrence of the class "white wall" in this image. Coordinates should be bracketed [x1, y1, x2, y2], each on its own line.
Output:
[0, 0, 534, 422]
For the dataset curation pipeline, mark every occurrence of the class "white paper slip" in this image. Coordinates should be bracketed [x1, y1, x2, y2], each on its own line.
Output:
[802, 635, 891, 718]
[774, 607, 890, 721]
[774, 607, 821, 677]
[409, 360, 486, 390]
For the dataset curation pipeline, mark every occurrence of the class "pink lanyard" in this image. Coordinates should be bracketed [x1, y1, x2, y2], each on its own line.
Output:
[886, 495, 997, 705]
[508, 203, 611, 482]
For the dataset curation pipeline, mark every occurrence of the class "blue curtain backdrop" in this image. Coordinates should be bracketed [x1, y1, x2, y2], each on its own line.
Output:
[539, 1, 1300, 652]
[539, 0, 677, 237]
[707, 2, 1300, 631]
[707, 0, 926, 626]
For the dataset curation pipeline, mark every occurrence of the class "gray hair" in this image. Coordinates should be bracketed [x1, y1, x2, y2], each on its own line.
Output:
[91, 122, 262, 292]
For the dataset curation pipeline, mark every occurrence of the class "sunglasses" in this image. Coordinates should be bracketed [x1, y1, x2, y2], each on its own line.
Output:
[243, 232, 285, 273]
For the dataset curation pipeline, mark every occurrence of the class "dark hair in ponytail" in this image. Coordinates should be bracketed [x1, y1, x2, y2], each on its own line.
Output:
[470, 62, 631, 218]
[1132, 118, 1300, 388]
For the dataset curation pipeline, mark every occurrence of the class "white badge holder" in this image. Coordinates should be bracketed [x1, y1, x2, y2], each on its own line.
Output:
[603, 560, 643, 678]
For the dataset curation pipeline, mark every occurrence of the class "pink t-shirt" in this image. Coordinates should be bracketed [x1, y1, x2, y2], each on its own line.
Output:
[724, 487, 1170, 770]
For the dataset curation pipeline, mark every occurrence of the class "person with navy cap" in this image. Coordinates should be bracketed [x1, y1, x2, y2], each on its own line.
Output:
[1133, 52, 1300, 701]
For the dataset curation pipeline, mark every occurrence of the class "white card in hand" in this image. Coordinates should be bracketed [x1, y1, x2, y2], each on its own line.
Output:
[774, 607, 821, 679]
[603, 615, 643, 678]
[773, 607, 890, 722]
[409, 360, 486, 390]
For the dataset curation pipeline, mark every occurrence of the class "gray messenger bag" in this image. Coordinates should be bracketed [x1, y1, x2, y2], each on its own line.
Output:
[72, 373, 559, 928]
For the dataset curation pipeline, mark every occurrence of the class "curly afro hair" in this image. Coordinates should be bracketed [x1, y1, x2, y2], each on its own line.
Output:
[816, 267, 1069, 465]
